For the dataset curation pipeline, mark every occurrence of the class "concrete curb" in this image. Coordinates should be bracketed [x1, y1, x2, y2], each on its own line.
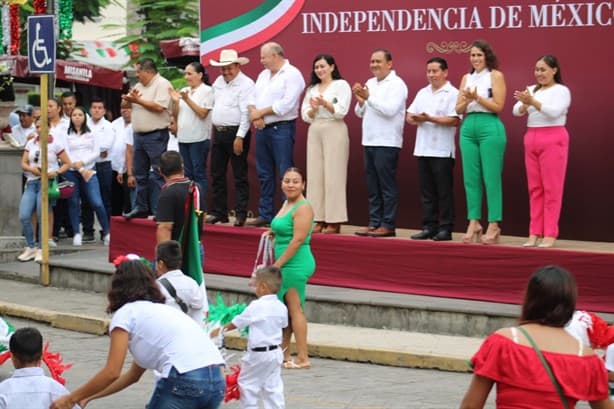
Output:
[0, 301, 471, 373]
[0, 302, 109, 335]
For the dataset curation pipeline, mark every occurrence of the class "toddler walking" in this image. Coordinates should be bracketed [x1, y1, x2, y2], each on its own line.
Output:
[211, 266, 288, 409]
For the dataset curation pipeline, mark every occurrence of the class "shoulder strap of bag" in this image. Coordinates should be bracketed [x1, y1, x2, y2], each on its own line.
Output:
[517, 326, 570, 409]
[159, 278, 189, 314]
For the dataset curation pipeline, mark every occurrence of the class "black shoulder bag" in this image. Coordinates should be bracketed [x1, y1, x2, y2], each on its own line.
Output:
[159, 278, 189, 314]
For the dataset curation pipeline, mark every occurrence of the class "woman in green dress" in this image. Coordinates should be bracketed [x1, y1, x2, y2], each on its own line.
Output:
[268, 167, 315, 369]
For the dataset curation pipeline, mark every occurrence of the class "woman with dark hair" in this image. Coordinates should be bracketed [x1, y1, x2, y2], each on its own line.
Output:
[300, 54, 351, 234]
[169, 62, 214, 202]
[266, 167, 315, 369]
[455, 39, 507, 245]
[513, 55, 571, 248]
[17, 118, 71, 262]
[460, 265, 613, 409]
[63, 106, 110, 246]
[51, 260, 225, 409]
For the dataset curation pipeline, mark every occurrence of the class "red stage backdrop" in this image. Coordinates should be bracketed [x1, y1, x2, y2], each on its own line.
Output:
[200, 1, 614, 242]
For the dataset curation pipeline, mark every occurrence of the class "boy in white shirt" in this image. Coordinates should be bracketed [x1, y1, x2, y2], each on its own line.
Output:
[155, 240, 208, 323]
[211, 266, 288, 409]
[0, 327, 79, 409]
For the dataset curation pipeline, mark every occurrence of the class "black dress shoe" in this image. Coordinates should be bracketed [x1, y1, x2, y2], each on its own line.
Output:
[245, 216, 270, 227]
[410, 229, 436, 240]
[123, 208, 149, 219]
[206, 215, 229, 224]
[234, 217, 246, 227]
[432, 230, 453, 241]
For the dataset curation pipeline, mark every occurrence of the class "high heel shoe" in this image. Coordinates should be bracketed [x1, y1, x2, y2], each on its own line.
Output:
[312, 222, 326, 233]
[322, 223, 341, 234]
[522, 235, 539, 247]
[481, 226, 501, 245]
[461, 226, 483, 243]
[538, 237, 556, 248]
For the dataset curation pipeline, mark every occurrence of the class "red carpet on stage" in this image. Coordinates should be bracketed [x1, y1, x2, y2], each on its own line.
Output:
[110, 217, 614, 313]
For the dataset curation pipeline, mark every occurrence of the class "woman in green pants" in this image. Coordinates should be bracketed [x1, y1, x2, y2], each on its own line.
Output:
[455, 40, 507, 244]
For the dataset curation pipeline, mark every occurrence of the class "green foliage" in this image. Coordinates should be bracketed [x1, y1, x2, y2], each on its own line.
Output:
[111, 0, 199, 83]
[27, 93, 41, 107]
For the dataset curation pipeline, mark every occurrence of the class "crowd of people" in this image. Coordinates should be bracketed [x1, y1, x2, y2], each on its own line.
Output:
[13, 38, 572, 260]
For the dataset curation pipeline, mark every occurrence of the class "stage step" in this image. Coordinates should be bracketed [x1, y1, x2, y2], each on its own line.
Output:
[1, 248, 610, 338]
[0, 249, 511, 338]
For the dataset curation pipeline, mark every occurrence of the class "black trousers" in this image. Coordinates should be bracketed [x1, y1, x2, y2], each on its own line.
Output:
[417, 156, 455, 231]
[209, 128, 250, 219]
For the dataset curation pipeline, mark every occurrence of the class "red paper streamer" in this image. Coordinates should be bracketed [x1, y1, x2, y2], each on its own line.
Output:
[9, 4, 19, 55]
[224, 364, 241, 402]
[34, 0, 47, 15]
[587, 312, 614, 349]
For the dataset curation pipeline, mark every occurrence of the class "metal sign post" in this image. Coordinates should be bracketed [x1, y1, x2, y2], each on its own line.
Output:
[27, 15, 56, 286]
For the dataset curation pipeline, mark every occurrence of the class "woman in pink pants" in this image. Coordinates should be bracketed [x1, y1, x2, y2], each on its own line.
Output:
[513, 55, 571, 248]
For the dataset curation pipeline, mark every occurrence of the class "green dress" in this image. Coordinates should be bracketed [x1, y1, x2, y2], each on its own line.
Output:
[271, 200, 316, 306]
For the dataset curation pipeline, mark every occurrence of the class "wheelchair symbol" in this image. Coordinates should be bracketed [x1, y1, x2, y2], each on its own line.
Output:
[31, 22, 51, 68]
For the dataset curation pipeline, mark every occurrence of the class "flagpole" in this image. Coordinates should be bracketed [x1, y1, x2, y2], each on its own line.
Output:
[40, 73, 50, 285]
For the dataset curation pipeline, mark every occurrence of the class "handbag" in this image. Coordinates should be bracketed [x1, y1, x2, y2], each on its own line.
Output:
[48, 177, 60, 200]
[250, 234, 274, 288]
[517, 326, 570, 409]
[57, 180, 75, 199]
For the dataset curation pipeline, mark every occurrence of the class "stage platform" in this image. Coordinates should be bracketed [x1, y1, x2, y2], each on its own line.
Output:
[110, 217, 614, 314]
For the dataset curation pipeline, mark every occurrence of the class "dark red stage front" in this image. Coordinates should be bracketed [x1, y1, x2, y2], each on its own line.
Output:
[110, 217, 614, 313]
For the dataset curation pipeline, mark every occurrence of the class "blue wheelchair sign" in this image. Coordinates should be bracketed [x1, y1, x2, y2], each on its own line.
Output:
[27, 15, 56, 74]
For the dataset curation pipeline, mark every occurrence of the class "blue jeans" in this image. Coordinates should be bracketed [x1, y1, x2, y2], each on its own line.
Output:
[19, 179, 53, 248]
[364, 146, 400, 230]
[133, 129, 169, 212]
[64, 171, 110, 235]
[147, 365, 225, 409]
[255, 121, 295, 221]
[179, 140, 210, 205]
[82, 161, 113, 234]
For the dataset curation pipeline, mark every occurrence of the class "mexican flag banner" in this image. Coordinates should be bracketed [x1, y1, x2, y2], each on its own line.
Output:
[200, 0, 305, 63]
[179, 182, 209, 315]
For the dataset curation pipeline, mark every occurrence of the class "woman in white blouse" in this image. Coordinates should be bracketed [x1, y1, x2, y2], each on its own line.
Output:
[301, 54, 351, 234]
[513, 55, 571, 248]
[51, 260, 225, 409]
[455, 40, 507, 245]
[63, 106, 110, 246]
[17, 119, 71, 262]
[169, 62, 213, 201]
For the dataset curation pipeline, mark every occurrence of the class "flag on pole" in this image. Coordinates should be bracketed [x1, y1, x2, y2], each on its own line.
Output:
[178, 182, 209, 315]
[179, 181, 203, 285]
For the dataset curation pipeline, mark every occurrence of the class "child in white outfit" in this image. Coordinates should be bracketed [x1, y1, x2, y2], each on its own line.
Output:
[0, 327, 79, 409]
[211, 266, 288, 409]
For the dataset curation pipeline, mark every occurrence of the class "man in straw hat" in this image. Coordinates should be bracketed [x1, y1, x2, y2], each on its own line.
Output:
[207, 49, 255, 227]
[246, 42, 305, 227]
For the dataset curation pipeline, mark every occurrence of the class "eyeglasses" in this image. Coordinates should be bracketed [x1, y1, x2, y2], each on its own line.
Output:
[33, 151, 40, 164]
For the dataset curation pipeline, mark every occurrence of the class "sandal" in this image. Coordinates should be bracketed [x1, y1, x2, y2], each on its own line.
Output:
[282, 360, 311, 369]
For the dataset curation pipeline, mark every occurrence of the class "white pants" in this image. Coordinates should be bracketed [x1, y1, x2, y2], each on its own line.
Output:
[239, 349, 284, 409]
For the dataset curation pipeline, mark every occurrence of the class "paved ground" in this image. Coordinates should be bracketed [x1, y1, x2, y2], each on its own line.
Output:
[1, 318, 493, 409]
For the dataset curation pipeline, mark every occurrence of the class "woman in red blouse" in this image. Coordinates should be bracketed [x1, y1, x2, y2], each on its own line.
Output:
[460, 265, 613, 409]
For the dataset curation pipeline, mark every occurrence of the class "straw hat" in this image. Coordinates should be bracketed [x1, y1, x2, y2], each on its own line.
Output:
[209, 49, 250, 67]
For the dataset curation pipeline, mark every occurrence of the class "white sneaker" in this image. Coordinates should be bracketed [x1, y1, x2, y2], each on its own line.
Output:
[17, 247, 37, 262]
[34, 249, 43, 263]
[48, 239, 57, 248]
[103, 233, 110, 246]
[73, 233, 82, 246]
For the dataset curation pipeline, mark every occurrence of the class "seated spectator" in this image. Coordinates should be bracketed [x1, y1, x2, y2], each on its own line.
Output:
[0, 327, 80, 409]
[155, 240, 208, 323]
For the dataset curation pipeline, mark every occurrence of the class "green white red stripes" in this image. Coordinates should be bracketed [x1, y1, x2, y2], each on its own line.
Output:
[200, 0, 304, 64]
